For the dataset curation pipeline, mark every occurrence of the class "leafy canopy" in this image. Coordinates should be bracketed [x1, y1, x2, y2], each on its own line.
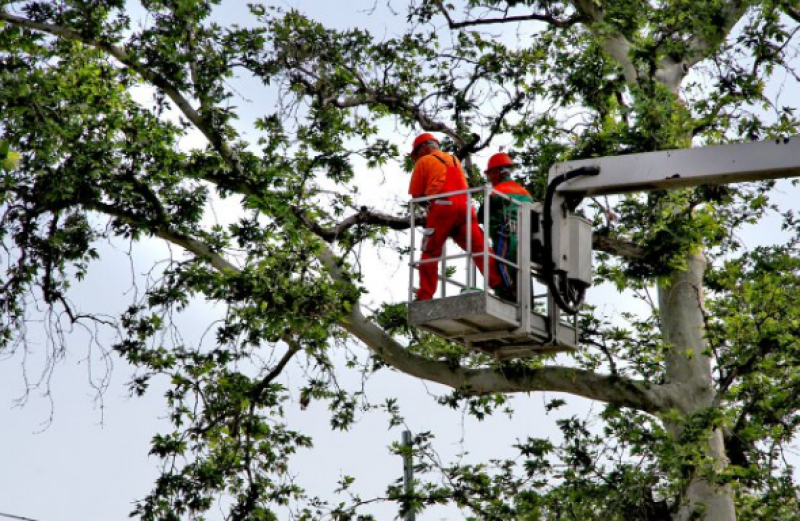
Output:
[2, 0, 800, 520]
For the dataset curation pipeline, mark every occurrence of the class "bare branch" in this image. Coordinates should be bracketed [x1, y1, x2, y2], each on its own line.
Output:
[251, 343, 301, 399]
[472, 91, 525, 155]
[433, 0, 583, 29]
[293, 206, 411, 243]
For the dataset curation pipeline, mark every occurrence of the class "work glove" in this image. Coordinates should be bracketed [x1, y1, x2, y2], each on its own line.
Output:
[413, 202, 429, 225]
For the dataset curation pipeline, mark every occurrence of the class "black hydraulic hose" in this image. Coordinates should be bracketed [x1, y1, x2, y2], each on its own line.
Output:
[543, 166, 600, 315]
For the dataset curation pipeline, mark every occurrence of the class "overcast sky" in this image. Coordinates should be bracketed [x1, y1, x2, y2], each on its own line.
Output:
[2, 2, 800, 521]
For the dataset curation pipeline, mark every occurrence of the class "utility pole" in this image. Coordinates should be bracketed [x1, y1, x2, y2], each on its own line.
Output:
[402, 430, 416, 521]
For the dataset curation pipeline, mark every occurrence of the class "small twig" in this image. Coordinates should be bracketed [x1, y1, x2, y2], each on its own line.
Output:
[432, 0, 583, 29]
[251, 342, 302, 399]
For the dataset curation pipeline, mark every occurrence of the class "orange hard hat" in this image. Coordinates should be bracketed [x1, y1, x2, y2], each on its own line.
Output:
[411, 133, 439, 153]
[486, 153, 515, 171]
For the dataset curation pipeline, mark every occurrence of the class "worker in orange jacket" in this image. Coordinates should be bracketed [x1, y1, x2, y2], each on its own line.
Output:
[408, 133, 502, 300]
[479, 152, 535, 302]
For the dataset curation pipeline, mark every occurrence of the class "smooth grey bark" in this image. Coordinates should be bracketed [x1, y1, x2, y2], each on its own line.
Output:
[659, 253, 736, 521]
[570, 0, 742, 511]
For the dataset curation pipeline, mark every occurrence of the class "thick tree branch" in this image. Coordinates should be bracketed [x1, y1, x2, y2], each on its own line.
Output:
[124, 171, 171, 224]
[314, 240, 670, 413]
[83, 201, 239, 274]
[82, 190, 662, 413]
[650, 1, 750, 93]
[156, 228, 240, 273]
[678, 1, 750, 71]
[656, 0, 751, 93]
[592, 232, 643, 260]
[569, 1, 638, 84]
[568, 0, 749, 92]
[344, 296, 671, 413]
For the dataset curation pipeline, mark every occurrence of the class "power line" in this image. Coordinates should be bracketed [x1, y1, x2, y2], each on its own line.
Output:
[0, 512, 49, 521]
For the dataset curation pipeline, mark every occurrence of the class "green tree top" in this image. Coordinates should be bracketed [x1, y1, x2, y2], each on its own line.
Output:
[1, 1, 800, 519]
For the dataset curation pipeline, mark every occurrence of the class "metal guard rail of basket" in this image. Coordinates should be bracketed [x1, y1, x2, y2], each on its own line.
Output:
[408, 185, 523, 302]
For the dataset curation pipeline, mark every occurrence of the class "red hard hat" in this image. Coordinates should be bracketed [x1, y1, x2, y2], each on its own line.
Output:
[411, 133, 439, 153]
[486, 153, 515, 171]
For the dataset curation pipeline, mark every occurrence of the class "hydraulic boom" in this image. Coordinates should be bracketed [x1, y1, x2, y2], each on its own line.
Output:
[550, 137, 800, 196]
[543, 136, 800, 315]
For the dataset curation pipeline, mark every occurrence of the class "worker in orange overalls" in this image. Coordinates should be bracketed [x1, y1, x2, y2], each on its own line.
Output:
[408, 133, 502, 301]
[479, 152, 535, 302]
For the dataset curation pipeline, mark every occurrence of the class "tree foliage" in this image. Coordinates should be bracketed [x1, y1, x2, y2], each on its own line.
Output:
[2, 0, 800, 520]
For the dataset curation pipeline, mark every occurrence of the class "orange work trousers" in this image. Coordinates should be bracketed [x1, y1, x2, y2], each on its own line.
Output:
[417, 200, 502, 300]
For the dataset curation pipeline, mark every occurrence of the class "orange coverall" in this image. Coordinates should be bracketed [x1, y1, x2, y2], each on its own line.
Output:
[409, 150, 501, 300]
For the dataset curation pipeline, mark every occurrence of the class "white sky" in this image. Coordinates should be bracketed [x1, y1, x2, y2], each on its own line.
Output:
[2, 2, 800, 521]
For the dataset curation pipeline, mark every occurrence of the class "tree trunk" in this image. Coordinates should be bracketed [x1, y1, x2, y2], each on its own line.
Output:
[658, 252, 736, 521]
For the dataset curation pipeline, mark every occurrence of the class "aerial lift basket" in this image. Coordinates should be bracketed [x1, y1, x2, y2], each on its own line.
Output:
[407, 185, 588, 360]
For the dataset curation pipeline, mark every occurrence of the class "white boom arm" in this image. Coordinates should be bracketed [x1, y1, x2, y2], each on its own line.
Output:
[549, 136, 800, 196]
[541, 136, 800, 314]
